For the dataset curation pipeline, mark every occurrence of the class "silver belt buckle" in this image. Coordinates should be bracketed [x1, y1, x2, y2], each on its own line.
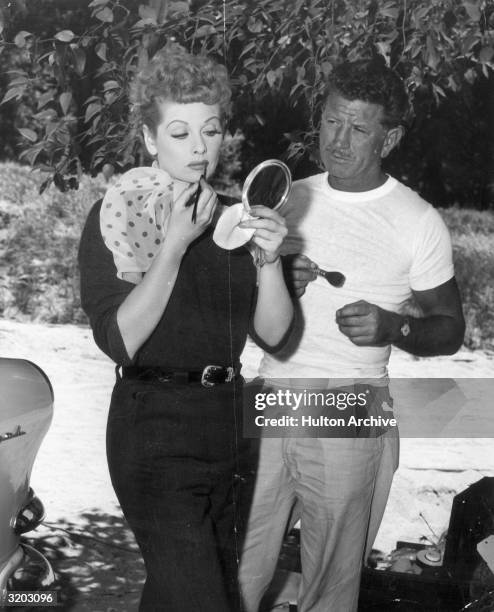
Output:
[201, 365, 235, 388]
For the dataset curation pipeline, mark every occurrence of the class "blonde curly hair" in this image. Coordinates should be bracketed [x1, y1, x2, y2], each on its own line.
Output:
[131, 45, 232, 133]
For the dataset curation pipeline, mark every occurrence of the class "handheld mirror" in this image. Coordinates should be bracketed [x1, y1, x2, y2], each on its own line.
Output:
[242, 159, 292, 213]
[213, 159, 292, 250]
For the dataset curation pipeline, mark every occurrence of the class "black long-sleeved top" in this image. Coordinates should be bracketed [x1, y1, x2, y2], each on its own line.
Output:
[78, 200, 257, 369]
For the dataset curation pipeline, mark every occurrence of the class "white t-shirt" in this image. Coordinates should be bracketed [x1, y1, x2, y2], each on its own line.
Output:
[260, 173, 454, 379]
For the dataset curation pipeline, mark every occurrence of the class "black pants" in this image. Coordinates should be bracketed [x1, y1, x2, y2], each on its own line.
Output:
[107, 376, 257, 612]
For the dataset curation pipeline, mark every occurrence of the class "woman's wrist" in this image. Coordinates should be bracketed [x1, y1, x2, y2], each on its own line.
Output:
[259, 254, 281, 267]
[264, 253, 281, 266]
[158, 234, 189, 261]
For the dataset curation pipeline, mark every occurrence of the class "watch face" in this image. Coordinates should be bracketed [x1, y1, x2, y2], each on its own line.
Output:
[401, 320, 411, 337]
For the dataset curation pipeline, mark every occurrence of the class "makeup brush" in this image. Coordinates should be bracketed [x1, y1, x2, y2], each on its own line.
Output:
[315, 267, 346, 288]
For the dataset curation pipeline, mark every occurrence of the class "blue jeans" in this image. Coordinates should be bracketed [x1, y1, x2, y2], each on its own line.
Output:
[107, 376, 256, 611]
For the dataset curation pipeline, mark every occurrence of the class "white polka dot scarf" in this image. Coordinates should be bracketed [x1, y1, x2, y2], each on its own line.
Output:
[100, 166, 174, 279]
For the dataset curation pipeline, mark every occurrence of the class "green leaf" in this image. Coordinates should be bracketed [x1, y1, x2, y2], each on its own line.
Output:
[431, 83, 446, 103]
[239, 41, 257, 58]
[55, 30, 75, 43]
[88, 0, 109, 7]
[14, 30, 31, 48]
[1, 86, 26, 105]
[94, 6, 113, 23]
[38, 90, 56, 109]
[196, 24, 216, 37]
[376, 42, 391, 65]
[380, 6, 399, 20]
[19, 145, 44, 165]
[247, 17, 263, 34]
[59, 92, 72, 115]
[18, 128, 38, 142]
[266, 70, 277, 88]
[9, 76, 29, 87]
[321, 62, 332, 77]
[40, 177, 53, 194]
[33, 109, 58, 121]
[169, 1, 189, 14]
[132, 18, 152, 28]
[6, 69, 28, 77]
[103, 91, 119, 105]
[463, 1, 481, 21]
[463, 34, 480, 53]
[138, 4, 157, 22]
[103, 80, 120, 91]
[95, 42, 107, 61]
[480, 46, 494, 63]
[85, 102, 102, 123]
[84, 95, 102, 105]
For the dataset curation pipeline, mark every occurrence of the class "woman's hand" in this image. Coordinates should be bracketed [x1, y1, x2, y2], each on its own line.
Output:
[239, 205, 288, 264]
[167, 177, 218, 251]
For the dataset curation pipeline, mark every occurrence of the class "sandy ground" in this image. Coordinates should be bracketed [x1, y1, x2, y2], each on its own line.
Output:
[2, 319, 494, 610]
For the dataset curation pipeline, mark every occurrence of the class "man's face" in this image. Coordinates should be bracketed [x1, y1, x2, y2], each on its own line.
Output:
[319, 91, 398, 192]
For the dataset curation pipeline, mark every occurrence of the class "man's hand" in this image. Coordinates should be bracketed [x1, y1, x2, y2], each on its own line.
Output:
[335, 300, 401, 346]
[281, 254, 317, 297]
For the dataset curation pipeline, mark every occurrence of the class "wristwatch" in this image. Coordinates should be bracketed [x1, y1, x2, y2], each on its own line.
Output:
[400, 316, 411, 338]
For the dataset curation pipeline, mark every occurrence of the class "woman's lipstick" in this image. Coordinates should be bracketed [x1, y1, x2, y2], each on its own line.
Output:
[188, 161, 208, 171]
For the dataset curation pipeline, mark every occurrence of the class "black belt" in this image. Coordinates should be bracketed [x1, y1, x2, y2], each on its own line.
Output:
[121, 364, 239, 388]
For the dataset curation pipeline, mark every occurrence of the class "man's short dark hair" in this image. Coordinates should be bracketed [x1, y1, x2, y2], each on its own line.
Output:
[325, 58, 411, 129]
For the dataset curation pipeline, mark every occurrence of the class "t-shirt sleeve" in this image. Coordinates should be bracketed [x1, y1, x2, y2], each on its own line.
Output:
[409, 206, 454, 291]
[78, 200, 134, 365]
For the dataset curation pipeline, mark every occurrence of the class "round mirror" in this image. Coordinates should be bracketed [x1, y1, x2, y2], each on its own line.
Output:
[242, 159, 292, 213]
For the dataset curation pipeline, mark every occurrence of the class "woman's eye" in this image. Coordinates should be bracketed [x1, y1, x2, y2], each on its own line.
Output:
[171, 133, 188, 139]
[204, 129, 221, 137]
[353, 126, 367, 133]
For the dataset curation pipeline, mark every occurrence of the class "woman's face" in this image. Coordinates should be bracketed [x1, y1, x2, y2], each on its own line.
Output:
[143, 100, 224, 184]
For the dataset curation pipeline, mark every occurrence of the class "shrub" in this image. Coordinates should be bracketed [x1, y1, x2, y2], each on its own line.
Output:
[0, 162, 106, 323]
[1, 0, 493, 207]
[441, 208, 494, 351]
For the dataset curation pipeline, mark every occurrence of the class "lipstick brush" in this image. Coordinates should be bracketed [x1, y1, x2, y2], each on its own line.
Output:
[185, 176, 203, 224]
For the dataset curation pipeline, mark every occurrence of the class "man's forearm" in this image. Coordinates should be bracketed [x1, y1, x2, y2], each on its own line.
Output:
[392, 313, 465, 357]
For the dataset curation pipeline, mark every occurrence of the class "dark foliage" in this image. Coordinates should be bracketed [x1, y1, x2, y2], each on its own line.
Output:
[0, 0, 493, 207]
